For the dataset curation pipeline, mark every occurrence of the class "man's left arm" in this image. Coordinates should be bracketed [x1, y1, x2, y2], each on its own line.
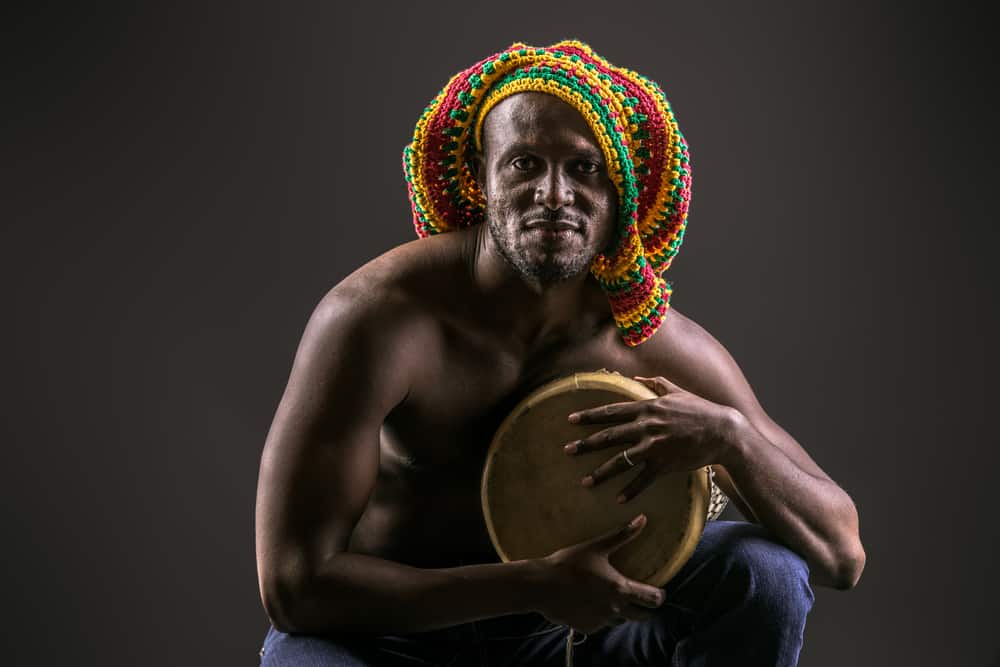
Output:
[660, 313, 865, 590]
[569, 311, 866, 590]
[709, 397, 865, 590]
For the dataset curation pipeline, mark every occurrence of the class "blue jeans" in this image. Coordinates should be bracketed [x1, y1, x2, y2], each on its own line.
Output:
[259, 521, 814, 666]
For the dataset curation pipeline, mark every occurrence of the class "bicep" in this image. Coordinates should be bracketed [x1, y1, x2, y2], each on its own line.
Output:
[255, 294, 413, 587]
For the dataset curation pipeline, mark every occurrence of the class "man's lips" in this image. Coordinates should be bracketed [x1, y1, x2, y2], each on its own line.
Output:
[524, 219, 581, 231]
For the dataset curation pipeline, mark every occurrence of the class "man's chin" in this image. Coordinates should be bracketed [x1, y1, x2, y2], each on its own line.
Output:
[516, 260, 592, 286]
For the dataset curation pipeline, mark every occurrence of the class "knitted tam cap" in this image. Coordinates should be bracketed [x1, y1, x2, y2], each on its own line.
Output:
[402, 40, 692, 347]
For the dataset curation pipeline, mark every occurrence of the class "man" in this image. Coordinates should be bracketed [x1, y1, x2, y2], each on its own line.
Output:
[255, 40, 865, 666]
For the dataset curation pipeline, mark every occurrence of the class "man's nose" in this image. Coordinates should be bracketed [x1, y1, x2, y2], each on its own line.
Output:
[534, 167, 574, 210]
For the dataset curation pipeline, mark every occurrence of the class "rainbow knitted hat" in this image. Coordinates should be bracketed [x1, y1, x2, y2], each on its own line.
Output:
[403, 40, 692, 347]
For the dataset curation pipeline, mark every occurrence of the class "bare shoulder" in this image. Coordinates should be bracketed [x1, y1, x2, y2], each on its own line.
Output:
[319, 231, 467, 326]
[325, 233, 459, 313]
[296, 233, 465, 397]
[633, 306, 763, 415]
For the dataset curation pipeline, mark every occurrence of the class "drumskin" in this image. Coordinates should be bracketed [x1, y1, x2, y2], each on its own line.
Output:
[403, 40, 692, 347]
[481, 371, 711, 587]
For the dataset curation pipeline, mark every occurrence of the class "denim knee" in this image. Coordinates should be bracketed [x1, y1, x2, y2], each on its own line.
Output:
[664, 523, 814, 666]
[719, 524, 815, 624]
[260, 626, 374, 667]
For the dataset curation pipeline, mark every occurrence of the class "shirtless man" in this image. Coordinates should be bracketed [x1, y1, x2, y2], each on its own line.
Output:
[255, 41, 865, 666]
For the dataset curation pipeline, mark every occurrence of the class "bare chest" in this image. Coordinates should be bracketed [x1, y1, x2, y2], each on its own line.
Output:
[383, 324, 648, 472]
[350, 318, 661, 565]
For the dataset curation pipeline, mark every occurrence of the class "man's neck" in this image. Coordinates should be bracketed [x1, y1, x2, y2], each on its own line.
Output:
[463, 226, 607, 350]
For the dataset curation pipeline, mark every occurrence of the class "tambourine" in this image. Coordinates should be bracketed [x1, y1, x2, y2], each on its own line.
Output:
[481, 370, 728, 587]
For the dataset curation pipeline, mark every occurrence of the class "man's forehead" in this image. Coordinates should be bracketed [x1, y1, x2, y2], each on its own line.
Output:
[480, 92, 600, 153]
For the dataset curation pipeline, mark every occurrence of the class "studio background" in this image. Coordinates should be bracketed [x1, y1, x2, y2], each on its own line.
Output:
[4, 1, 996, 665]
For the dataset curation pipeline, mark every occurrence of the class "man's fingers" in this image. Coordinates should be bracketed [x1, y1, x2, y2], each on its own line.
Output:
[616, 466, 658, 504]
[634, 375, 681, 396]
[620, 578, 667, 609]
[583, 449, 639, 487]
[565, 422, 643, 455]
[591, 514, 647, 553]
[568, 400, 643, 425]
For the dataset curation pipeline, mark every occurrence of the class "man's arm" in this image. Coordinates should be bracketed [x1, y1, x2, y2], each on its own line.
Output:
[653, 310, 866, 590]
[254, 289, 543, 634]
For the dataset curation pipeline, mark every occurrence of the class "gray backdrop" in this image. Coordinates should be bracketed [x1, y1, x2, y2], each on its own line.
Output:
[4, 1, 997, 665]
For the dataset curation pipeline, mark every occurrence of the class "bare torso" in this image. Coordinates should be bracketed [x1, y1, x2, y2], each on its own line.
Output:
[344, 229, 684, 568]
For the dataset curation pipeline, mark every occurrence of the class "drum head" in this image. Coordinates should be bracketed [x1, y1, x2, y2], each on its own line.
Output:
[481, 371, 709, 587]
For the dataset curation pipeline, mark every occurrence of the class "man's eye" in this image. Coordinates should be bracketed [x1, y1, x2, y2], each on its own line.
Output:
[577, 161, 601, 174]
[512, 157, 536, 171]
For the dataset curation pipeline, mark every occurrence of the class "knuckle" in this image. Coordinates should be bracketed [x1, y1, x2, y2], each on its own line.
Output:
[642, 588, 663, 603]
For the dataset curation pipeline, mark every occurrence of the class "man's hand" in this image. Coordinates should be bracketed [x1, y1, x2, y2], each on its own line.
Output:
[562, 375, 738, 504]
[534, 514, 666, 634]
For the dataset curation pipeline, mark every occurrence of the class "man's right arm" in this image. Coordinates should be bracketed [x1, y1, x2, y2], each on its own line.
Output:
[254, 287, 667, 636]
[254, 289, 546, 635]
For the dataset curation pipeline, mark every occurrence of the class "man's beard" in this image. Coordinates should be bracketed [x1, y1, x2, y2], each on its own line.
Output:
[486, 208, 596, 286]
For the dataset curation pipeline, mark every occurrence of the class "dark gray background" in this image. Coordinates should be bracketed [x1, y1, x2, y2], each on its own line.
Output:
[4, 1, 997, 665]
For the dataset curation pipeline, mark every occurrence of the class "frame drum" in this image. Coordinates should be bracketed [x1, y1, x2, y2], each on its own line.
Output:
[481, 370, 720, 587]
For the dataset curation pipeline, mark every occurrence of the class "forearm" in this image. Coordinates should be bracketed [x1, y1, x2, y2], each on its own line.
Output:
[719, 411, 865, 589]
[264, 551, 544, 635]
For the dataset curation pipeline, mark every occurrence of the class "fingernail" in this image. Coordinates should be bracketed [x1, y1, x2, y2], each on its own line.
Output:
[568, 413, 580, 423]
[563, 442, 578, 454]
[581, 476, 594, 487]
[616, 494, 626, 504]
[629, 514, 646, 528]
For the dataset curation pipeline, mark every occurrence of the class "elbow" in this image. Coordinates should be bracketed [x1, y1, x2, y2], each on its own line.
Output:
[260, 570, 304, 633]
[824, 541, 866, 590]
[839, 543, 867, 590]
[821, 495, 867, 590]
[259, 552, 329, 634]
[259, 556, 354, 634]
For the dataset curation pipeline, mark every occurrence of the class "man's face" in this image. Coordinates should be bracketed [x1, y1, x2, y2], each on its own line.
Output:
[477, 92, 618, 286]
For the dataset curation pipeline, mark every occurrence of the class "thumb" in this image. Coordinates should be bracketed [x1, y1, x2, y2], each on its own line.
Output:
[634, 375, 681, 396]
[589, 514, 647, 554]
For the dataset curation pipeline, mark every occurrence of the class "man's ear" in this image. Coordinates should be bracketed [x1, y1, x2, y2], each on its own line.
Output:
[470, 152, 486, 196]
